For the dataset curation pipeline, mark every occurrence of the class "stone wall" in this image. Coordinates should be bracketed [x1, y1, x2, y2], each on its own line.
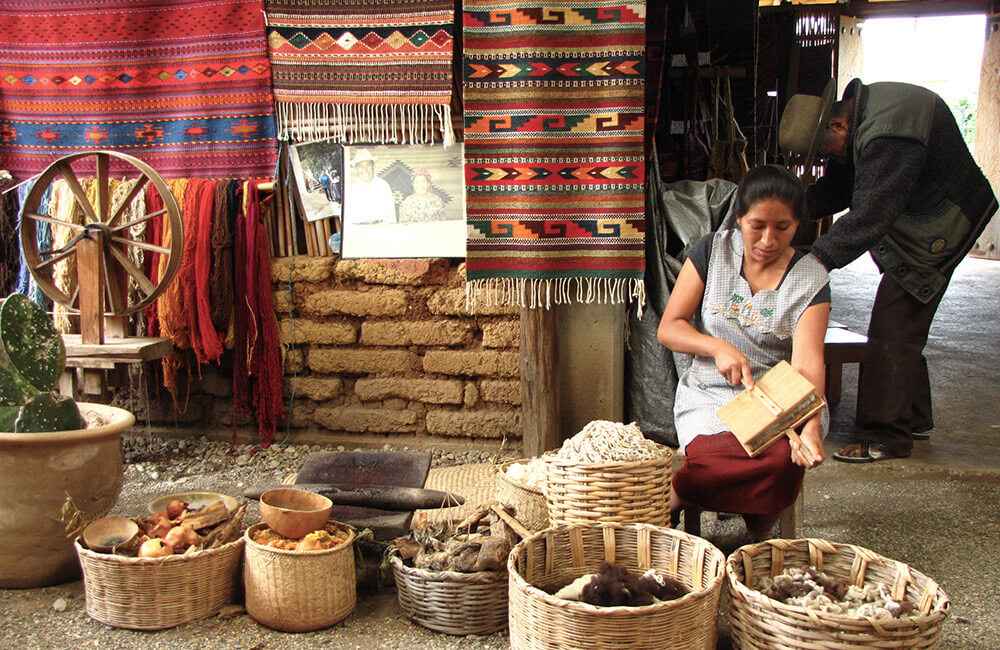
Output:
[274, 257, 522, 441]
[136, 257, 523, 444]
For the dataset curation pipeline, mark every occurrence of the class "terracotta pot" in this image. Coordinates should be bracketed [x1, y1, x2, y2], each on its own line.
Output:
[0, 403, 134, 588]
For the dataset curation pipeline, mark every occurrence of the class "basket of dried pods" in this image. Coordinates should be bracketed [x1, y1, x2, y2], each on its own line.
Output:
[75, 497, 246, 630]
[494, 458, 549, 532]
[727, 538, 950, 648]
[543, 421, 673, 526]
[508, 522, 725, 649]
[391, 508, 512, 635]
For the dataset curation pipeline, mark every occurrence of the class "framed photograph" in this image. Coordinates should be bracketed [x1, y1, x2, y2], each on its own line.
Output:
[288, 140, 344, 223]
[341, 143, 465, 258]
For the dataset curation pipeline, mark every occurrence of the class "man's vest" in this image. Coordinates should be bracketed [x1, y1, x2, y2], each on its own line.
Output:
[855, 82, 987, 302]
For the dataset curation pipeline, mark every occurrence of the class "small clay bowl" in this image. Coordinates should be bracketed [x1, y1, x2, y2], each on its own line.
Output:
[259, 488, 333, 539]
[82, 516, 140, 553]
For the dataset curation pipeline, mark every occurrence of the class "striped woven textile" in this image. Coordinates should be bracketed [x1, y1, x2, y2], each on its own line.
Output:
[266, 0, 455, 145]
[0, 0, 278, 181]
[463, 1, 646, 312]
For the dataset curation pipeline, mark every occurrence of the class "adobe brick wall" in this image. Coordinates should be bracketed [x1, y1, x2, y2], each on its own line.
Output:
[147, 257, 522, 444]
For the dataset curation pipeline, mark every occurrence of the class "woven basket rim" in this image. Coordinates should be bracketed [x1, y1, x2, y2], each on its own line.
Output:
[727, 537, 950, 627]
[389, 548, 508, 583]
[74, 535, 244, 565]
[244, 521, 355, 555]
[541, 444, 674, 469]
[509, 522, 725, 614]
[496, 458, 545, 495]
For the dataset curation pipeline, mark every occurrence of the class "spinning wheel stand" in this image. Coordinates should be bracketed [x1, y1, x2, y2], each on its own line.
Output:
[19, 150, 184, 398]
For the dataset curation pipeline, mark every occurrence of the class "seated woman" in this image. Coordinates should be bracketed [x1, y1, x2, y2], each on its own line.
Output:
[657, 165, 830, 540]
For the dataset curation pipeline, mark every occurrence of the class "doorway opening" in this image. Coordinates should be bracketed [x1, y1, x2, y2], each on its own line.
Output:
[859, 14, 986, 152]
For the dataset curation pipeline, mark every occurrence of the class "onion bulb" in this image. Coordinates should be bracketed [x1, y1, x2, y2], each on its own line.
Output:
[164, 524, 200, 550]
[166, 498, 188, 519]
[147, 519, 173, 539]
[138, 538, 174, 558]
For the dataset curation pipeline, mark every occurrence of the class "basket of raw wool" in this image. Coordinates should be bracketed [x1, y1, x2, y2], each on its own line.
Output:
[508, 522, 725, 649]
[727, 538, 951, 649]
[543, 421, 673, 526]
[495, 458, 549, 532]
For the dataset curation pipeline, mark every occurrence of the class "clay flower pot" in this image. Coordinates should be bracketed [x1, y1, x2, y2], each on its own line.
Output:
[0, 402, 134, 588]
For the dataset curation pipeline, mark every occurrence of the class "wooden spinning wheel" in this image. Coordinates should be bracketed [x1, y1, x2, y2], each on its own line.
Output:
[19, 150, 183, 317]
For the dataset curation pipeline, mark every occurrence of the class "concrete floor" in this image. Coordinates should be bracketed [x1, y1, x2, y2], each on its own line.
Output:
[700, 253, 1000, 649]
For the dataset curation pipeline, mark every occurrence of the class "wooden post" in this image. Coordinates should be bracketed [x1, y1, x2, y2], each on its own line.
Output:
[519, 305, 560, 457]
[77, 234, 105, 346]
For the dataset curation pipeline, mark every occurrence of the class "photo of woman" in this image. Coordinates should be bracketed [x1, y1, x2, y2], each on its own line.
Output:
[398, 167, 446, 223]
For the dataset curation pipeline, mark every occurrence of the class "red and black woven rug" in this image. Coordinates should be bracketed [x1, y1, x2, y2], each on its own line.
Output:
[0, 0, 278, 180]
[463, 1, 647, 312]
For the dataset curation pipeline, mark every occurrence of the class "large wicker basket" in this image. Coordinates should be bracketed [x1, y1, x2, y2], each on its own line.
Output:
[75, 537, 244, 630]
[495, 460, 548, 532]
[243, 522, 356, 633]
[727, 538, 950, 649]
[508, 522, 725, 649]
[542, 444, 673, 526]
[390, 550, 509, 635]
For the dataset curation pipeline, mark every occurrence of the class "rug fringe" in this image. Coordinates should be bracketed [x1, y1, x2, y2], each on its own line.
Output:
[465, 277, 645, 318]
[276, 101, 455, 147]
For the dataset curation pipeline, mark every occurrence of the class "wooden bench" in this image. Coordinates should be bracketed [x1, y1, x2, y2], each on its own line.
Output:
[824, 320, 867, 407]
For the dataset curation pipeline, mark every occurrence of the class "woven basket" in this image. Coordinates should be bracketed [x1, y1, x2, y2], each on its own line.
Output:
[75, 537, 244, 630]
[509, 522, 725, 649]
[390, 550, 509, 635]
[495, 460, 549, 532]
[727, 538, 950, 649]
[542, 444, 673, 526]
[243, 522, 356, 633]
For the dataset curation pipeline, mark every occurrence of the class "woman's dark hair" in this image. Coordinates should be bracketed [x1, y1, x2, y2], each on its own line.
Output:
[734, 164, 806, 221]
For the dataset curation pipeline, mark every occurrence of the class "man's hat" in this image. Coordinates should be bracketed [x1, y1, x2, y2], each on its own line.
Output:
[351, 148, 377, 166]
[778, 79, 837, 168]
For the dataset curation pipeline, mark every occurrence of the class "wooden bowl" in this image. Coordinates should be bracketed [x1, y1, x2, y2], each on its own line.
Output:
[259, 488, 332, 539]
[82, 516, 139, 553]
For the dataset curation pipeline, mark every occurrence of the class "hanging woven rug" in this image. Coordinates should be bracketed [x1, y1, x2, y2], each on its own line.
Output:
[463, 0, 647, 312]
[266, 0, 455, 144]
[0, 0, 278, 180]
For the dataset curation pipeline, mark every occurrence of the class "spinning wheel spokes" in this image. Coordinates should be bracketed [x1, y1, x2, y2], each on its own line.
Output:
[20, 150, 183, 317]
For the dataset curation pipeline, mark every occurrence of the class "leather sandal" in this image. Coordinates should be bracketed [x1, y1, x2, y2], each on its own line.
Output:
[832, 441, 902, 464]
[912, 426, 933, 441]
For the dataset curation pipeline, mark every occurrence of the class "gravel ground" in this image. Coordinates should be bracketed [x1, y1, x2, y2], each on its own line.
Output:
[3, 428, 993, 649]
[0, 432, 515, 650]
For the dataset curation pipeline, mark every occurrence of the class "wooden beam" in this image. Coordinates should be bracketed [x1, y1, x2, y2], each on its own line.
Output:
[519, 306, 560, 458]
[77, 234, 105, 346]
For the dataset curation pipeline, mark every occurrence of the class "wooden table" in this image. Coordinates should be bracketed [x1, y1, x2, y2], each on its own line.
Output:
[61, 335, 173, 399]
[824, 321, 867, 407]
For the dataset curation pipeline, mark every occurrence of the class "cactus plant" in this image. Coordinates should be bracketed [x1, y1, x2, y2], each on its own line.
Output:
[0, 293, 85, 432]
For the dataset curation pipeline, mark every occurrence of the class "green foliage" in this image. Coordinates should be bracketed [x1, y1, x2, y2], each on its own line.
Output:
[0, 294, 64, 392]
[0, 293, 84, 432]
[14, 393, 85, 433]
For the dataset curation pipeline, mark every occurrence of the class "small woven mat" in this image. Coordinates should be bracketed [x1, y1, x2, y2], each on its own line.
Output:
[413, 463, 496, 528]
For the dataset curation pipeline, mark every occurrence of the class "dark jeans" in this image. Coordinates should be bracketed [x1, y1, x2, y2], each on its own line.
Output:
[855, 273, 947, 457]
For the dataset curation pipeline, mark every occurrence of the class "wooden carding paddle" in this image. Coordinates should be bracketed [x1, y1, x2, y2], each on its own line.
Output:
[716, 360, 825, 462]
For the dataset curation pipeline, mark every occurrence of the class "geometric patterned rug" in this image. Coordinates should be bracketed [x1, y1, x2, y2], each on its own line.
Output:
[462, 1, 647, 312]
[0, 0, 278, 180]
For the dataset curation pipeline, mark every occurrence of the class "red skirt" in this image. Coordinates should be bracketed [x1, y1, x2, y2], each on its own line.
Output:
[673, 432, 804, 516]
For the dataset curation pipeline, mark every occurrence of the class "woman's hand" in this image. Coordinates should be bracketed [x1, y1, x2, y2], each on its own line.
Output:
[790, 421, 824, 468]
[713, 340, 754, 388]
